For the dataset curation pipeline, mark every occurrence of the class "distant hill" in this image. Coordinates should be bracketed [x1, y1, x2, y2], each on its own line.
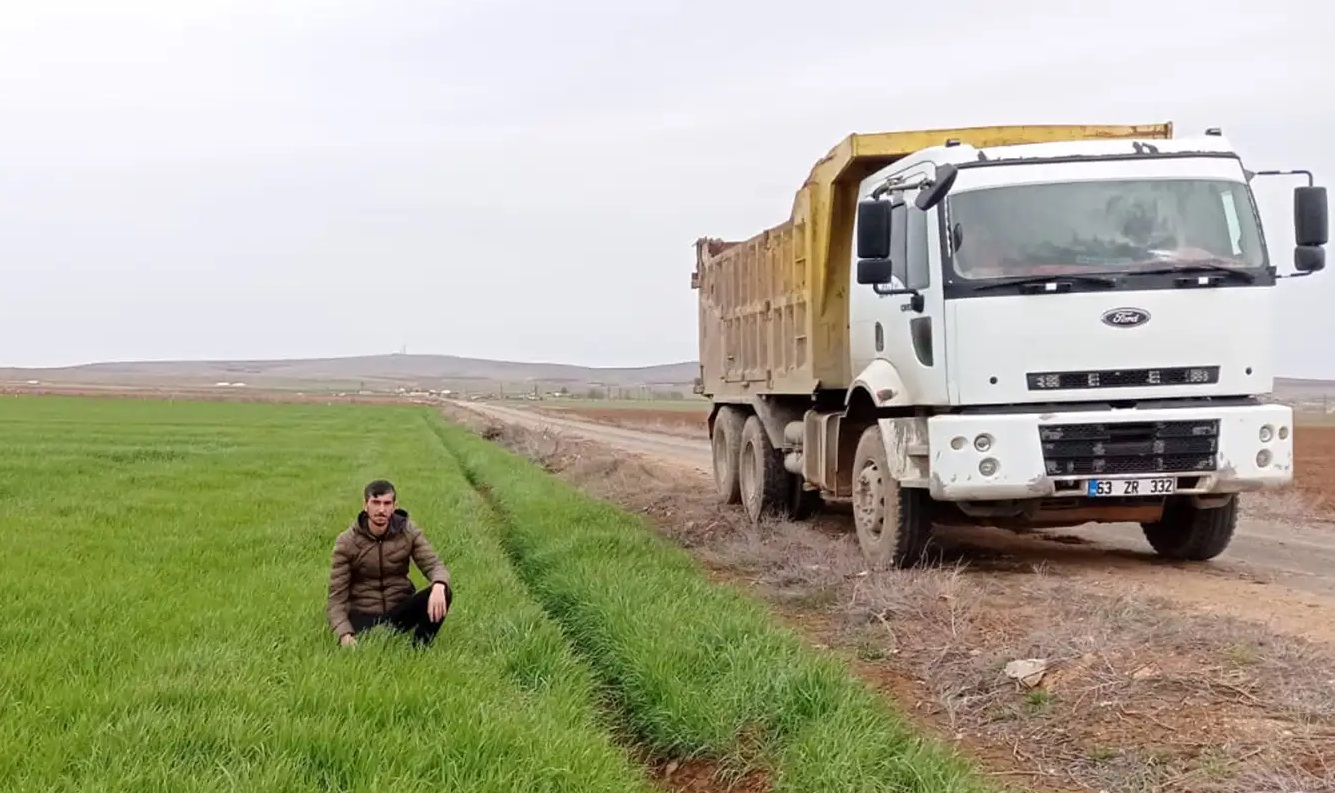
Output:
[3, 354, 1332, 403]
[1274, 377, 1335, 395]
[0, 354, 700, 397]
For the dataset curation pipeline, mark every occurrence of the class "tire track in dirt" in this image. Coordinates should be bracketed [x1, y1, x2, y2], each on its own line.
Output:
[461, 400, 1335, 646]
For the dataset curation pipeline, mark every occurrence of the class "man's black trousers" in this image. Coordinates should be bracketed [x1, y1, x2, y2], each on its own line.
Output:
[348, 586, 452, 646]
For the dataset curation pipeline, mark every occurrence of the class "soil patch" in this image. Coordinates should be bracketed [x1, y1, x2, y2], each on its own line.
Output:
[1295, 424, 1335, 518]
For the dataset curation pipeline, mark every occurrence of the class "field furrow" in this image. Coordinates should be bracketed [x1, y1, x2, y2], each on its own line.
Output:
[430, 415, 1002, 793]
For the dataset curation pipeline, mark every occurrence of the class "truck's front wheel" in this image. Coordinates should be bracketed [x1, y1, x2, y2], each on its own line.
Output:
[1140, 495, 1238, 561]
[711, 406, 745, 504]
[851, 425, 934, 570]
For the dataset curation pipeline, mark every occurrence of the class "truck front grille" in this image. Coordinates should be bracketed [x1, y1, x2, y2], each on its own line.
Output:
[1027, 366, 1219, 391]
[1039, 419, 1219, 476]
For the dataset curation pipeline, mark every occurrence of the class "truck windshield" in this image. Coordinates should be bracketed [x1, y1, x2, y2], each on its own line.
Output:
[945, 178, 1267, 280]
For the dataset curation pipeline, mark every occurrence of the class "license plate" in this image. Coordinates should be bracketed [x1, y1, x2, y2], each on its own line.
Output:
[1086, 477, 1175, 497]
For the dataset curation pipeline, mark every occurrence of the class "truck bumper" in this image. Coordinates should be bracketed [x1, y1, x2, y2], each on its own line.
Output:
[922, 403, 1294, 502]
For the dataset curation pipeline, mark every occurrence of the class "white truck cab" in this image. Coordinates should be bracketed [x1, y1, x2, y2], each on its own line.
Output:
[846, 129, 1327, 567]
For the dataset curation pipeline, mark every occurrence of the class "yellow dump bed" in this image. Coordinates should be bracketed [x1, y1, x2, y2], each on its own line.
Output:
[691, 122, 1175, 398]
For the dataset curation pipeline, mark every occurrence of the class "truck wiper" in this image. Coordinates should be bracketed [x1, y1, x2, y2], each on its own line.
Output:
[1130, 260, 1258, 283]
[968, 273, 1118, 293]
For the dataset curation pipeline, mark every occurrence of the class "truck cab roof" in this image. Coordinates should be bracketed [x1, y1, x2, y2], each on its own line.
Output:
[883, 130, 1241, 181]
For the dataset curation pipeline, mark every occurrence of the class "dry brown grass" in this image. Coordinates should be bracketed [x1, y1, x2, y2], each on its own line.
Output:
[701, 516, 1335, 791]
[444, 404, 1335, 792]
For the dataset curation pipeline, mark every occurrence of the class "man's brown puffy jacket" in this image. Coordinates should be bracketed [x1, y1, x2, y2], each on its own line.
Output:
[326, 508, 452, 639]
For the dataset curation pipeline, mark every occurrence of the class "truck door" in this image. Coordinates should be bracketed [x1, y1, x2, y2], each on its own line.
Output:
[849, 175, 948, 404]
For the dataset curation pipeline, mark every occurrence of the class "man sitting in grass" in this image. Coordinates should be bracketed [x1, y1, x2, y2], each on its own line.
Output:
[326, 479, 453, 647]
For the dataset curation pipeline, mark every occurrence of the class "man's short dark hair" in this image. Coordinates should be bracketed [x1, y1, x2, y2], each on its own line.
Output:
[364, 479, 396, 501]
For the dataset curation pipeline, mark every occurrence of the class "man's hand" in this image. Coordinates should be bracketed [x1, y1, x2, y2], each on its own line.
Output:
[340, 633, 357, 647]
[428, 582, 449, 623]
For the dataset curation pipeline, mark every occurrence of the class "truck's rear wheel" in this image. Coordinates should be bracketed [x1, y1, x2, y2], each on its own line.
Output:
[851, 425, 934, 569]
[739, 415, 788, 523]
[711, 406, 745, 504]
[1140, 494, 1238, 561]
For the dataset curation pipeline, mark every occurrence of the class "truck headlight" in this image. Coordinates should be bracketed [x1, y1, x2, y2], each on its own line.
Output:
[1257, 450, 1272, 467]
[974, 433, 993, 452]
[979, 458, 999, 476]
[1259, 425, 1274, 443]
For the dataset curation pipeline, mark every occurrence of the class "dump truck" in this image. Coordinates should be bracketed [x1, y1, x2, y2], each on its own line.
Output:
[691, 122, 1328, 569]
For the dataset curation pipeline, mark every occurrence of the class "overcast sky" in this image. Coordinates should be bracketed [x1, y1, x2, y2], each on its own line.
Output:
[2, 0, 1331, 376]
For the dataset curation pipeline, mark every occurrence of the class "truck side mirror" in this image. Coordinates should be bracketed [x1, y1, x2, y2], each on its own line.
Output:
[915, 163, 959, 210]
[856, 199, 893, 260]
[1295, 185, 1328, 247]
[857, 257, 894, 285]
[1296, 245, 1326, 273]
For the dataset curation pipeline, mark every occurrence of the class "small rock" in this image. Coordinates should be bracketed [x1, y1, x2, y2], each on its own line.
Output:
[1003, 658, 1048, 688]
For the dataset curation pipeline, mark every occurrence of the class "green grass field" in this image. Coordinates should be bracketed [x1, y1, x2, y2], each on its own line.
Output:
[0, 395, 998, 793]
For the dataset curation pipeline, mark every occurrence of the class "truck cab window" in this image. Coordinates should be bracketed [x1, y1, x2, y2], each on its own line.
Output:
[890, 200, 908, 286]
[1220, 191, 1244, 256]
[947, 177, 1267, 280]
[906, 201, 930, 290]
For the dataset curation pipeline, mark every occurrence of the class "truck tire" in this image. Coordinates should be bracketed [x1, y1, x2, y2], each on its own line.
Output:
[711, 406, 745, 504]
[1140, 495, 1238, 561]
[739, 415, 788, 523]
[851, 424, 934, 569]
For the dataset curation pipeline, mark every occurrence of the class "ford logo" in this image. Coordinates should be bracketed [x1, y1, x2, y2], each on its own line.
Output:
[1101, 307, 1151, 328]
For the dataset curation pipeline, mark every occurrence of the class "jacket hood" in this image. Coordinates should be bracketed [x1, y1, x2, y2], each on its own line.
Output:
[355, 507, 410, 540]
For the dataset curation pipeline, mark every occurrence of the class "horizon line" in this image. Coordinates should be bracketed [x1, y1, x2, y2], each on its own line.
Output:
[0, 352, 700, 372]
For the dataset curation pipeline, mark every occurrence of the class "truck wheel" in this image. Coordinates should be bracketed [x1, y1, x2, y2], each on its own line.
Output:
[711, 406, 745, 504]
[851, 425, 934, 569]
[738, 415, 787, 523]
[1140, 495, 1238, 561]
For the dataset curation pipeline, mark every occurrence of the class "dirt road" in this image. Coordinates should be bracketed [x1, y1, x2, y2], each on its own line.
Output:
[471, 401, 713, 471]
[465, 400, 1335, 644]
